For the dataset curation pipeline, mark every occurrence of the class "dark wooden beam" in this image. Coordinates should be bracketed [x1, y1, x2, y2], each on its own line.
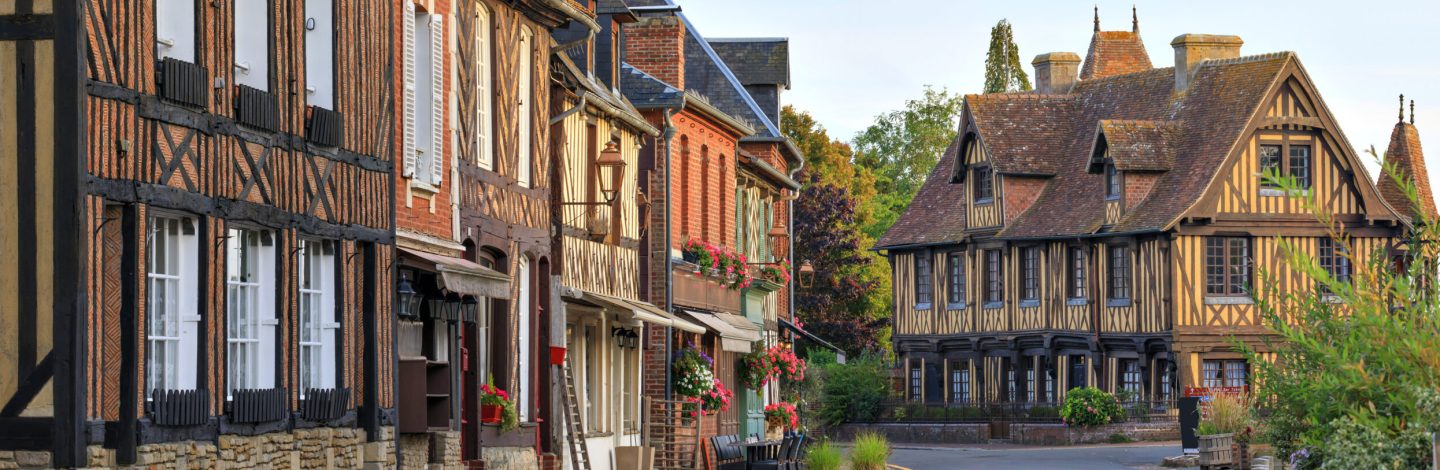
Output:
[0, 14, 54, 40]
[52, 0, 89, 464]
[116, 205, 139, 465]
[361, 242, 380, 441]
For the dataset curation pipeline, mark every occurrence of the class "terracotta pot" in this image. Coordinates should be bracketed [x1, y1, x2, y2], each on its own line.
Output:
[480, 404, 502, 424]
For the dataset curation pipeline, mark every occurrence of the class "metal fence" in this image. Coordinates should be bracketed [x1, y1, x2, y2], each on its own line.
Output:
[875, 399, 1180, 424]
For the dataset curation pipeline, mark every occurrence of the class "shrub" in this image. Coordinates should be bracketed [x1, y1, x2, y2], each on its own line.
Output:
[1199, 393, 1250, 436]
[818, 354, 891, 426]
[849, 432, 890, 470]
[805, 440, 842, 470]
[1059, 387, 1124, 426]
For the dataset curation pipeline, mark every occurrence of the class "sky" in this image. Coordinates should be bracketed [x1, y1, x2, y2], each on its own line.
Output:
[676, 0, 1440, 183]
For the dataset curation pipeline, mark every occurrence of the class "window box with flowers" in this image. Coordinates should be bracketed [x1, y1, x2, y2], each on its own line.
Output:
[681, 239, 753, 290]
[480, 380, 519, 432]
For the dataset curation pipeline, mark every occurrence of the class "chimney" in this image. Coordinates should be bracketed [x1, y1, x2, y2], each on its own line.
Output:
[624, 14, 686, 90]
[1171, 34, 1243, 92]
[1032, 52, 1081, 94]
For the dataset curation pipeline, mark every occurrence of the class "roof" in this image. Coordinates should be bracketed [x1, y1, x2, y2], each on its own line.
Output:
[676, 10, 781, 137]
[875, 139, 969, 249]
[706, 38, 791, 88]
[554, 53, 659, 136]
[1080, 30, 1153, 80]
[1090, 120, 1179, 172]
[620, 63, 683, 108]
[1378, 119, 1438, 221]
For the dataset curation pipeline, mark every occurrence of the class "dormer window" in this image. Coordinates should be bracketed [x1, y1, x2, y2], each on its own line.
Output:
[973, 165, 994, 203]
[1105, 163, 1120, 200]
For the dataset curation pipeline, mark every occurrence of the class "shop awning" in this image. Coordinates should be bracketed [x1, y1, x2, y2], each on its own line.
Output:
[681, 309, 763, 353]
[565, 289, 706, 334]
[398, 247, 511, 299]
[780, 318, 846, 364]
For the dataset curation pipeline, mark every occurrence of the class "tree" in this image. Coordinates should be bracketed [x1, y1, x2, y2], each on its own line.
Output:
[792, 172, 889, 356]
[782, 106, 880, 233]
[983, 19, 1031, 94]
[851, 86, 965, 240]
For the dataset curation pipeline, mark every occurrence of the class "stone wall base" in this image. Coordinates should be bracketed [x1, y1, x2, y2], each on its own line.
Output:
[828, 423, 991, 444]
[0, 450, 53, 469]
[479, 446, 538, 470]
[79, 426, 396, 470]
[1010, 422, 1180, 446]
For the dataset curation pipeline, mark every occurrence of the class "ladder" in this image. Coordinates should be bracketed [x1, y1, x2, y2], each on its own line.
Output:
[642, 397, 703, 470]
[561, 364, 593, 470]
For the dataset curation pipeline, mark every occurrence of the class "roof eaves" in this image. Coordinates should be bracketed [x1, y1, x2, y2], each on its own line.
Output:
[682, 92, 756, 136]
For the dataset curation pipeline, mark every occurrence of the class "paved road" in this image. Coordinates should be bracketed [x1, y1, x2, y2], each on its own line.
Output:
[884, 442, 1190, 470]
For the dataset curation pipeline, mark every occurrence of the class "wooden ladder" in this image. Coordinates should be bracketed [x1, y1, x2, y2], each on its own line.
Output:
[561, 364, 593, 470]
[642, 397, 702, 470]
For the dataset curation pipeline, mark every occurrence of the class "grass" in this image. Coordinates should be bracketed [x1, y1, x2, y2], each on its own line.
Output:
[850, 432, 891, 470]
[805, 440, 842, 470]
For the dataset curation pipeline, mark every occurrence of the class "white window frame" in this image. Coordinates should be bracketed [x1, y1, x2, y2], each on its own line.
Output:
[304, 0, 335, 109]
[298, 239, 339, 399]
[146, 215, 201, 396]
[516, 256, 532, 421]
[475, 7, 495, 170]
[156, 0, 197, 62]
[233, 0, 270, 90]
[516, 27, 533, 187]
[226, 227, 278, 399]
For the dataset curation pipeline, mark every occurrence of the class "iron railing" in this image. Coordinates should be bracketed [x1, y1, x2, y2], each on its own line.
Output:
[875, 399, 1180, 424]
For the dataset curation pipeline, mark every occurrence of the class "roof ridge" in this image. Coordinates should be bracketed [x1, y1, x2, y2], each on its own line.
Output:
[967, 92, 1077, 101]
[1197, 51, 1294, 68]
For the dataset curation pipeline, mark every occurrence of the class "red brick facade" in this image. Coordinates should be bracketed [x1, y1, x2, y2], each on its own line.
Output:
[672, 112, 741, 250]
[625, 16, 686, 90]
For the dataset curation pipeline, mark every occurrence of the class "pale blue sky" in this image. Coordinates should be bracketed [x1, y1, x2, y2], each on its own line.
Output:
[678, 0, 1440, 182]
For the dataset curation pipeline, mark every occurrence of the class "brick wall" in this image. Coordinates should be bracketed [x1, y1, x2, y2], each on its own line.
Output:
[1002, 175, 1048, 223]
[1124, 172, 1161, 212]
[396, 0, 456, 241]
[671, 112, 740, 250]
[624, 16, 685, 89]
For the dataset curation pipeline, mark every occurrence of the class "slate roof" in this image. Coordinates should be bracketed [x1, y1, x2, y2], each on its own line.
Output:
[874, 139, 968, 249]
[620, 64, 683, 108]
[1091, 120, 1179, 172]
[680, 19, 780, 137]
[706, 38, 791, 88]
[1080, 30, 1153, 80]
[1379, 120, 1438, 220]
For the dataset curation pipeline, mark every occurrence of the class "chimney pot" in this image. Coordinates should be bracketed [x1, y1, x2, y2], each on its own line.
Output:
[1171, 34, 1243, 92]
[1032, 52, 1082, 94]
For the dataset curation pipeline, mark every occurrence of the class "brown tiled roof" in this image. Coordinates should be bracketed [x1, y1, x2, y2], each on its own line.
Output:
[965, 94, 1078, 176]
[875, 139, 968, 249]
[1080, 31, 1153, 80]
[1378, 121, 1438, 220]
[1091, 120, 1179, 172]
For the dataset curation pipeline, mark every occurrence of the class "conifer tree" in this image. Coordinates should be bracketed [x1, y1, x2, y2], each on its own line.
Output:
[983, 19, 1032, 94]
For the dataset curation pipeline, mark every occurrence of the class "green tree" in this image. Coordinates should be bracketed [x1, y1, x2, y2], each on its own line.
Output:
[851, 86, 965, 240]
[983, 19, 1032, 94]
[782, 106, 879, 230]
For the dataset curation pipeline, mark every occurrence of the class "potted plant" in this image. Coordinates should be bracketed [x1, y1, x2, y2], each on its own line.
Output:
[480, 379, 519, 432]
[672, 345, 716, 400]
[740, 343, 809, 390]
[764, 401, 798, 440]
[1196, 393, 1250, 469]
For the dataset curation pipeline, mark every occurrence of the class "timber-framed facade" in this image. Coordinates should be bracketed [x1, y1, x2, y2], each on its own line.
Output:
[878, 14, 1425, 408]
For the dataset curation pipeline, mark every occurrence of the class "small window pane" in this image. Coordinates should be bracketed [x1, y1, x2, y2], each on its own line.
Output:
[1289, 145, 1311, 189]
[1259, 144, 1283, 188]
[914, 255, 933, 308]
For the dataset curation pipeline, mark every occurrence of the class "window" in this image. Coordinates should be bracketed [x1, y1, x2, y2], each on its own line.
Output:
[475, 7, 495, 170]
[946, 252, 965, 308]
[973, 166, 994, 202]
[147, 215, 200, 396]
[909, 364, 922, 400]
[298, 239, 339, 398]
[156, 0, 197, 62]
[1068, 247, 1087, 299]
[304, 0, 335, 109]
[1205, 237, 1251, 296]
[1120, 360, 1141, 397]
[516, 257, 532, 420]
[1158, 360, 1174, 402]
[985, 249, 1003, 304]
[407, 10, 444, 186]
[1318, 238, 1351, 291]
[950, 365, 970, 403]
[1202, 360, 1248, 388]
[700, 146, 711, 240]
[1289, 145, 1312, 189]
[234, 0, 270, 90]
[914, 254, 933, 309]
[1105, 163, 1120, 199]
[516, 27, 534, 187]
[226, 228, 277, 398]
[1259, 144, 1283, 188]
[1021, 247, 1039, 301]
[678, 136, 690, 237]
[621, 336, 639, 433]
[583, 325, 598, 430]
[1005, 362, 1017, 402]
[1108, 245, 1131, 300]
[1023, 361, 1036, 402]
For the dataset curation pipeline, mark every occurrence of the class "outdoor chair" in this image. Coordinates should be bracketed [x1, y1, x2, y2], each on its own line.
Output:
[747, 435, 796, 470]
[712, 435, 746, 470]
[785, 435, 810, 470]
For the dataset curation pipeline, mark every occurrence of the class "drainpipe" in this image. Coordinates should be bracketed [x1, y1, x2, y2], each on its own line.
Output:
[661, 109, 677, 400]
[787, 152, 805, 341]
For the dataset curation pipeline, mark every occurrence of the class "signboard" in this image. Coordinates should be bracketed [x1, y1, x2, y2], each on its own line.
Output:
[1180, 397, 1201, 454]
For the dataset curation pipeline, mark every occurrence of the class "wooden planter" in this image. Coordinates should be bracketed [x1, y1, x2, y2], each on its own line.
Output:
[1198, 433, 1234, 469]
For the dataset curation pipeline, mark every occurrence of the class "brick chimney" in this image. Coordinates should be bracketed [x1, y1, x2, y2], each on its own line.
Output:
[1171, 34, 1243, 92]
[624, 15, 686, 90]
[1032, 52, 1081, 94]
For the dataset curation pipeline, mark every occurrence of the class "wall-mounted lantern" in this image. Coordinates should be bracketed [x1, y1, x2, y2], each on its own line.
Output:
[596, 140, 625, 204]
[798, 260, 816, 288]
[398, 272, 422, 319]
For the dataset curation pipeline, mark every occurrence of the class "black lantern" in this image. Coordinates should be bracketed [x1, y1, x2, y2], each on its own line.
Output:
[767, 224, 789, 261]
[460, 296, 479, 323]
[397, 273, 422, 318]
[596, 140, 626, 204]
[798, 260, 816, 288]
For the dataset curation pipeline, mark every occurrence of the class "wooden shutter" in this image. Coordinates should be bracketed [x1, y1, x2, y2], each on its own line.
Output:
[429, 14, 446, 186]
[401, 1, 418, 177]
[477, 9, 492, 170]
[178, 219, 200, 390]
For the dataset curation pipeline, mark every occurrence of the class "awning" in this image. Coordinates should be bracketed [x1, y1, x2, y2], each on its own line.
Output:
[398, 247, 511, 299]
[564, 289, 706, 334]
[780, 318, 846, 363]
[681, 309, 763, 353]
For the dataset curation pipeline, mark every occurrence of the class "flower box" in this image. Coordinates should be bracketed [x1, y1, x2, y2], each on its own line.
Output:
[1197, 433, 1234, 468]
[481, 404, 502, 424]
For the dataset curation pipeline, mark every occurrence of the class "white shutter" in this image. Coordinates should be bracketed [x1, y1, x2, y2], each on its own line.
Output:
[319, 247, 339, 389]
[429, 14, 446, 186]
[177, 222, 200, 390]
[516, 29, 532, 188]
[304, 0, 335, 109]
[476, 9, 493, 170]
[234, 0, 269, 90]
[156, 0, 196, 62]
[401, 2, 418, 178]
[256, 235, 278, 390]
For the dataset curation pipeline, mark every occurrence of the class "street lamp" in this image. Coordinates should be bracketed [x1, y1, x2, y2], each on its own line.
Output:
[461, 296, 479, 323]
[767, 225, 789, 261]
[596, 139, 625, 204]
[798, 260, 816, 288]
[397, 272, 422, 319]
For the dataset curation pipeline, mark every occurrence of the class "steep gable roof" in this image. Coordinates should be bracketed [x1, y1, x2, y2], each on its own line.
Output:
[679, 18, 781, 137]
[1378, 115, 1438, 221]
[1080, 31, 1153, 80]
[876, 139, 968, 249]
[1089, 120, 1179, 172]
[707, 38, 791, 88]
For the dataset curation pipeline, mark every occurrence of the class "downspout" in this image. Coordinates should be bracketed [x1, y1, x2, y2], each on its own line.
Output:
[662, 108, 677, 399]
[787, 152, 805, 341]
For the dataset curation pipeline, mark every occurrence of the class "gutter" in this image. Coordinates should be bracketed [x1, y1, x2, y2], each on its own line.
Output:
[741, 153, 801, 191]
[583, 91, 660, 136]
[537, 0, 601, 33]
[742, 135, 805, 173]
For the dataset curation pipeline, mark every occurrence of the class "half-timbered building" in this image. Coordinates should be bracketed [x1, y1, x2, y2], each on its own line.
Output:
[878, 13, 1427, 409]
[1, 0, 399, 467]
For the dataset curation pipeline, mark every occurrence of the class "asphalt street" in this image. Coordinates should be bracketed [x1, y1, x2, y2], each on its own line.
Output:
[883, 442, 1190, 470]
